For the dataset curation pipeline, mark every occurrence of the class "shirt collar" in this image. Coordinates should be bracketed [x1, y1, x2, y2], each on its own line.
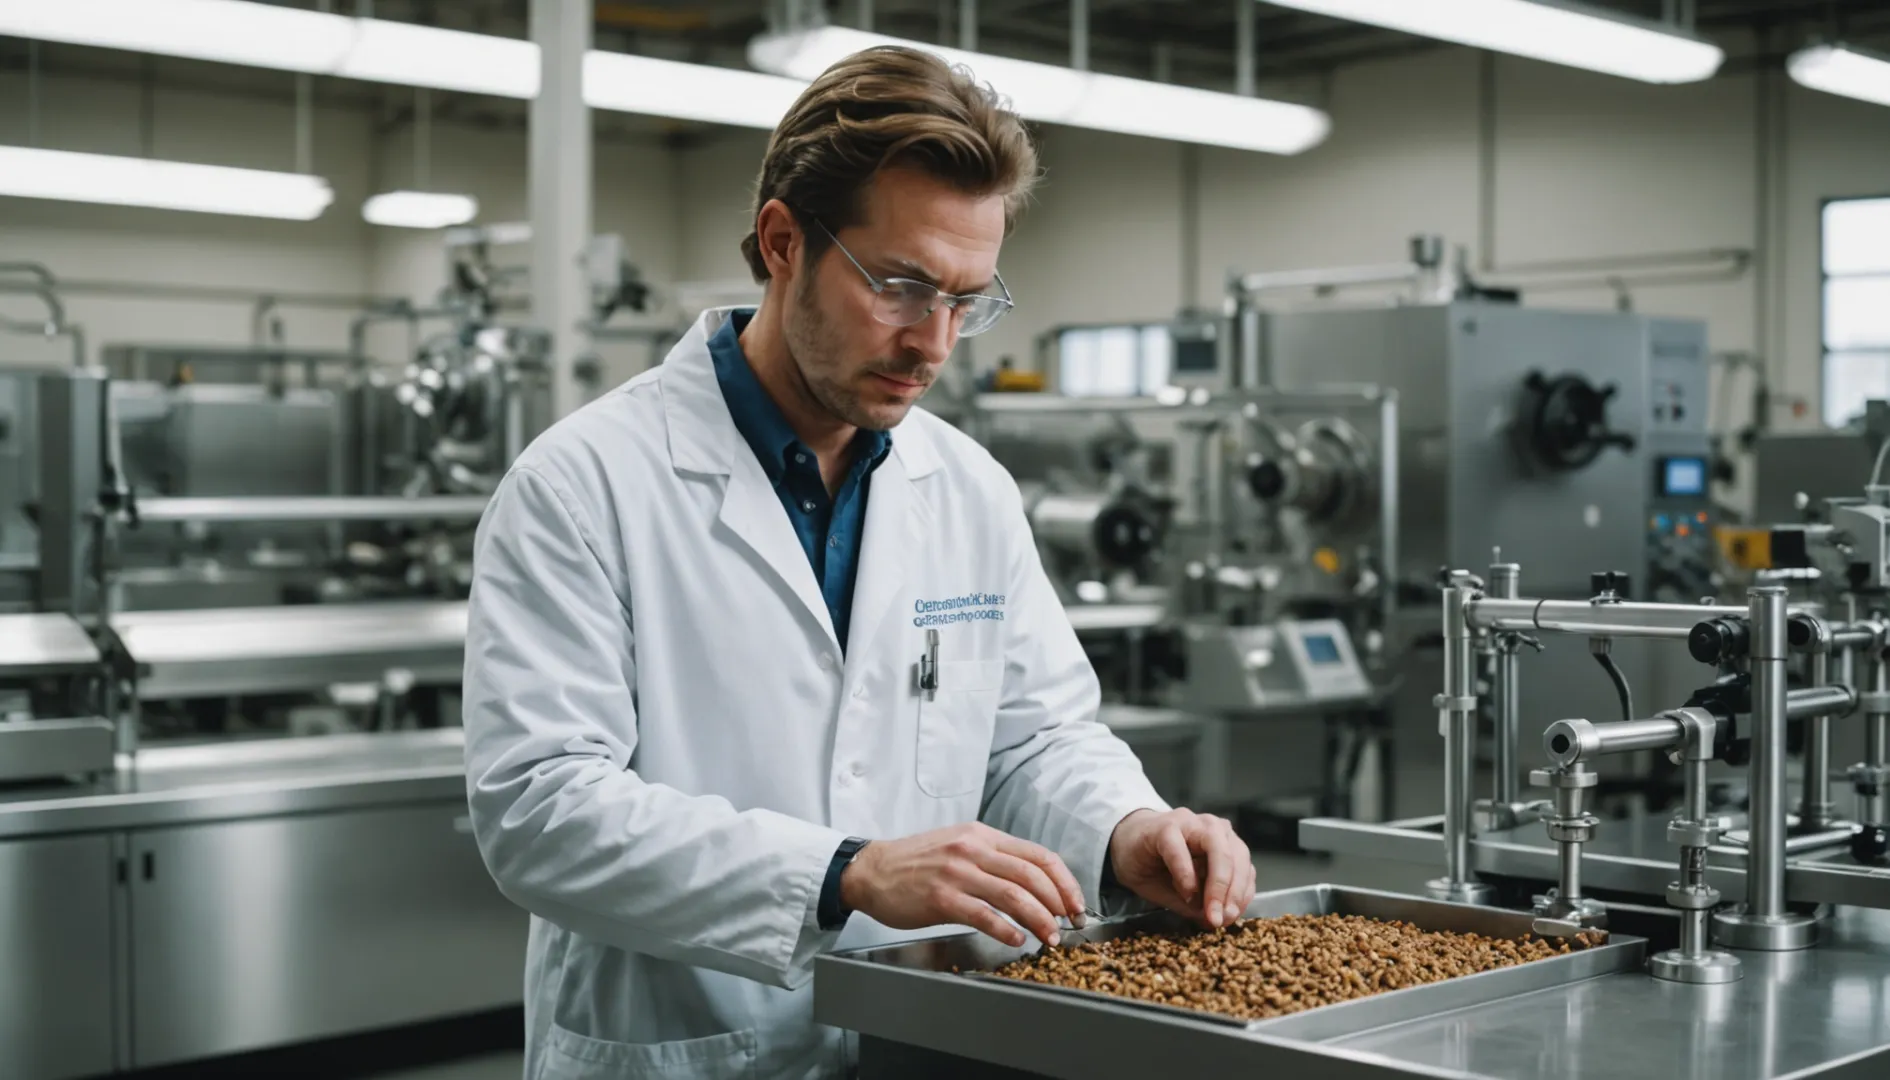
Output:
[708, 308, 893, 483]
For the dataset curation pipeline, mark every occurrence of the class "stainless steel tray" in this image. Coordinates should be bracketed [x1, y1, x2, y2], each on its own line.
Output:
[821, 885, 1645, 1046]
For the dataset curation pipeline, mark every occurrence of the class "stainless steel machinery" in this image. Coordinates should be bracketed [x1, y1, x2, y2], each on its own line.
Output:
[0, 261, 550, 1079]
[812, 548, 1890, 1077]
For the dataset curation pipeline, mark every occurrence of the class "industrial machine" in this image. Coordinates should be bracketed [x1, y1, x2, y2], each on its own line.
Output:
[817, 532, 1890, 1077]
[964, 381, 1398, 831]
[0, 246, 574, 1078]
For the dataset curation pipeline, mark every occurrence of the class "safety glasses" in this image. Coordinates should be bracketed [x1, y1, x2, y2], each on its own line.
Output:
[813, 219, 1014, 338]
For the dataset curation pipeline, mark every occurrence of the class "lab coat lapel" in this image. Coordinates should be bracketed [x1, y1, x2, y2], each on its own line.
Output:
[660, 308, 839, 650]
[847, 419, 941, 658]
[719, 450, 839, 649]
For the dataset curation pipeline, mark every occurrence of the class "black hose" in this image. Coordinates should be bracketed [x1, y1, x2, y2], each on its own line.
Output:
[1595, 651, 1635, 724]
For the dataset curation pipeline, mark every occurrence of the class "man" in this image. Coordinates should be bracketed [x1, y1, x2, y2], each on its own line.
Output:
[463, 45, 1255, 1080]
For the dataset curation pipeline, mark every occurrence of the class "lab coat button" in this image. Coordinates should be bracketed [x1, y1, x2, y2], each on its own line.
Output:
[851, 762, 866, 777]
[852, 684, 866, 698]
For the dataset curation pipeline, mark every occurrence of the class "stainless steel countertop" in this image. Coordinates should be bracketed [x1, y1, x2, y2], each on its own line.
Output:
[1333, 906, 1890, 1079]
[0, 612, 101, 675]
[0, 728, 468, 838]
[113, 601, 468, 699]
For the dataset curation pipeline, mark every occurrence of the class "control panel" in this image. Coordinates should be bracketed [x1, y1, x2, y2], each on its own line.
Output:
[1171, 618, 1372, 715]
[1643, 320, 1716, 601]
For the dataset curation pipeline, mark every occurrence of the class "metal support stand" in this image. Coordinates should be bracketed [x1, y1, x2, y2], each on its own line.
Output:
[1715, 586, 1820, 952]
[1648, 707, 1742, 984]
[1528, 764, 1607, 927]
[1429, 575, 1493, 905]
[1853, 644, 1890, 828]
[1797, 643, 1839, 833]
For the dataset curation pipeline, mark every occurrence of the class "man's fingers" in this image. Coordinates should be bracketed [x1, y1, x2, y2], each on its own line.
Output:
[979, 849, 1071, 922]
[1157, 820, 1198, 905]
[994, 834, 1088, 921]
[962, 870, 1063, 948]
[1193, 818, 1238, 928]
[947, 896, 1029, 949]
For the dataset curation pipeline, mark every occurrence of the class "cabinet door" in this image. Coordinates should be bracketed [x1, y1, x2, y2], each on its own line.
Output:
[0, 834, 117, 1080]
[131, 802, 526, 1068]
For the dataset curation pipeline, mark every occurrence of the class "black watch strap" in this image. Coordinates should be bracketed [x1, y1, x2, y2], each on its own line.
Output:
[817, 837, 870, 931]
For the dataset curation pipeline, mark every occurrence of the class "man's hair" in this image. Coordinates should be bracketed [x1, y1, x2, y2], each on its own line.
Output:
[740, 46, 1039, 283]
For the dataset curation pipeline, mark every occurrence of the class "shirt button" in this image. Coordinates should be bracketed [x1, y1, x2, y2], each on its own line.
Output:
[828, 536, 840, 548]
[794, 452, 807, 464]
[801, 500, 816, 513]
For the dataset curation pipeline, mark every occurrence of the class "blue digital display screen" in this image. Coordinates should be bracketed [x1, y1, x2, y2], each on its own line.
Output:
[1302, 633, 1342, 665]
[1662, 456, 1708, 497]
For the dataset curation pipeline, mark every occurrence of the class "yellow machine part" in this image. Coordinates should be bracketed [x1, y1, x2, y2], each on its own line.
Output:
[1313, 547, 1342, 575]
[991, 369, 1046, 392]
[1716, 526, 1772, 571]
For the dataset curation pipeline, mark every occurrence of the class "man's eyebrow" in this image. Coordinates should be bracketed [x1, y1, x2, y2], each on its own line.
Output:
[885, 257, 994, 294]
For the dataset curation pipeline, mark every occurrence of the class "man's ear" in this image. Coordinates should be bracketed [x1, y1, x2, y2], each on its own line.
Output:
[754, 199, 802, 283]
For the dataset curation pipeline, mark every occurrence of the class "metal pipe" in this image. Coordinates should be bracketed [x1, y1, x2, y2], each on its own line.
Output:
[1788, 683, 1855, 722]
[1377, 393, 1399, 657]
[1559, 842, 1581, 902]
[1070, 0, 1088, 71]
[958, 0, 976, 50]
[137, 495, 489, 524]
[1235, 0, 1256, 97]
[1468, 597, 1747, 639]
[1489, 560, 1521, 808]
[969, 386, 1385, 415]
[1233, 261, 1424, 294]
[1869, 650, 1889, 826]
[1430, 581, 1485, 903]
[1749, 586, 1789, 920]
[1548, 716, 1684, 763]
[1799, 650, 1829, 828]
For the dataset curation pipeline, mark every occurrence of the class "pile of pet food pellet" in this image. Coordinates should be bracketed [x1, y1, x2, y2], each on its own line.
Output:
[987, 913, 1603, 1021]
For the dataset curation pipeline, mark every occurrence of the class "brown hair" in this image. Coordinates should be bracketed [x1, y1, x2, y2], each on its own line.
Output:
[740, 46, 1039, 283]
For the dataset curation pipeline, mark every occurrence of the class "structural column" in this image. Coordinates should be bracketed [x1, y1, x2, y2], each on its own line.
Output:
[531, 0, 593, 420]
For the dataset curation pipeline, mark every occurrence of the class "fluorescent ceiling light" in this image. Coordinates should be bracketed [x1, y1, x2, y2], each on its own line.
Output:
[1255, 0, 1724, 84]
[0, 145, 334, 219]
[363, 191, 479, 229]
[0, 0, 788, 127]
[1789, 43, 1890, 108]
[748, 26, 1329, 154]
[585, 51, 805, 130]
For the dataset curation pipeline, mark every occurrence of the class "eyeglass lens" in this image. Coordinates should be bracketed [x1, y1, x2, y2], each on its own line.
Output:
[874, 280, 1008, 337]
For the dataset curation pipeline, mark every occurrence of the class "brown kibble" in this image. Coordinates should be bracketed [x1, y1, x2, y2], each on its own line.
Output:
[984, 913, 1593, 1022]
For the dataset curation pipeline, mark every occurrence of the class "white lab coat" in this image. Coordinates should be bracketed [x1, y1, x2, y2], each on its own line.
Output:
[463, 307, 1167, 1080]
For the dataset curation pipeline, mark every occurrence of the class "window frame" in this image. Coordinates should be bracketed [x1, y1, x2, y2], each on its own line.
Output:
[1820, 193, 1890, 427]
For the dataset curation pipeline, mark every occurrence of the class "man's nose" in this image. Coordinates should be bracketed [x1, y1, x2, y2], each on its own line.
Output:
[897, 302, 959, 365]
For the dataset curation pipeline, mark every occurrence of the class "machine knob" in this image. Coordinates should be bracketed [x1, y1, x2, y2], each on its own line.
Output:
[1247, 456, 1289, 501]
[1689, 617, 1750, 666]
[1589, 571, 1630, 600]
[1518, 372, 1639, 472]
[1092, 505, 1158, 568]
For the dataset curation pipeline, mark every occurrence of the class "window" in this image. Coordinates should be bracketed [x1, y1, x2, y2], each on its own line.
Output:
[1056, 324, 1174, 397]
[1822, 197, 1890, 426]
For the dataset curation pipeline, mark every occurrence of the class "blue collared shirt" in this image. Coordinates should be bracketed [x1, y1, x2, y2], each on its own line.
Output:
[709, 310, 892, 653]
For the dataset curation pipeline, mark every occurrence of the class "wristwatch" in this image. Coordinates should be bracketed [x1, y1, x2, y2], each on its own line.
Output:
[817, 837, 871, 931]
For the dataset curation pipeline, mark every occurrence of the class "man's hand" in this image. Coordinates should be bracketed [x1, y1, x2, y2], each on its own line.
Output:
[1108, 808, 1256, 928]
[839, 823, 1088, 948]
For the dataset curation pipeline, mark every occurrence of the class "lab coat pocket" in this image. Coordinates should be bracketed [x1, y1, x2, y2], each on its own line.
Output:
[540, 1023, 757, 1080]
[915, 659, 1004, 798]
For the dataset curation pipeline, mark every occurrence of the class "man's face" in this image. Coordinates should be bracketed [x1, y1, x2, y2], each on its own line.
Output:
[781, 167, 1006, 432]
